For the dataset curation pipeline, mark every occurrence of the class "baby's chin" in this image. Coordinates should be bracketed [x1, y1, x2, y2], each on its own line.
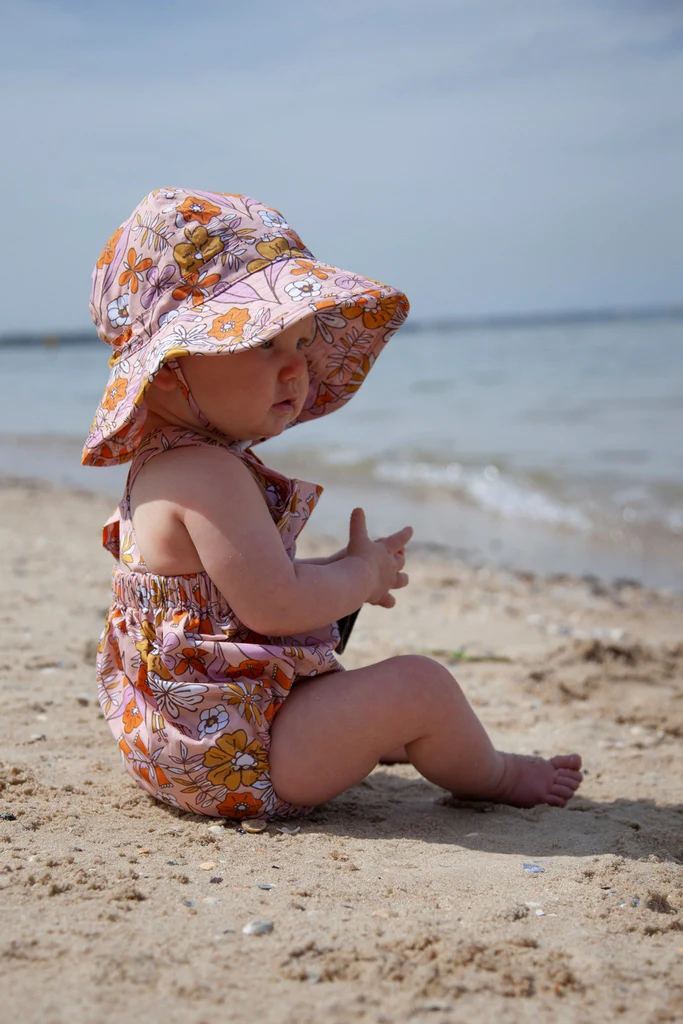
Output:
[227, 403, 302, 440]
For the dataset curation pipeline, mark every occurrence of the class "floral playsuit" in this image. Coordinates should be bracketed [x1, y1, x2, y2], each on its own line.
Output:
[96, 425, 342, 820]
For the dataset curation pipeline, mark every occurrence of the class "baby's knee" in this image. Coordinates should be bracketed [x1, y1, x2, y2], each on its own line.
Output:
[392, 654, 462, 705]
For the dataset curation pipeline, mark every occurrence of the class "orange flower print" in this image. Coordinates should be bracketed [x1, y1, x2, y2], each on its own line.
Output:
[134, 621, 171, 696]
[216, 792, 264, 819]
[177, 196, 221, 225]
[291, 259, 328, 280]
[135, 663, 153, 698]
[342, 290, 398, 329]
[313, 383, 338, 408]
[129, 736, 173, 788]
[118, 248, 153, 294]
[122, 695, 143, 734]
[284, 227, 307, 252]
[172, 269, 221, 308]
[102, 378, 128, 410]
[184, 607, 213, 637]
[113, 326, 133, 348]
[223, 658, 270, 681]
[96, 226, 123, 268]
[270, 664, 294, 691]
[108, 327, 133, 367]
[203, 730, 268, 791]
[362, 293, 400, 329]
[208, 307, 250, 341]
[264, 693, 285, 725]
[175, 646, 208, 676]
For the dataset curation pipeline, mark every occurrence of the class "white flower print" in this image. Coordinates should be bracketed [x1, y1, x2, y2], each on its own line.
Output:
[158, 308, 181, 328]
[285, 277, 322, 302]
[163, 321, 210, 347]
[252, 776, 279, 814]
[198, 704, 230, 738]
[107, 295, 131, 327]
[135, 582, 151, 614]
[148, 672, 208, 720]
[258, 210, 288, 229]
[97, 656, 122, 715]
[124, 608, 146, 644]
[241, 306, 271, 345]
[155, 790, 180, 808]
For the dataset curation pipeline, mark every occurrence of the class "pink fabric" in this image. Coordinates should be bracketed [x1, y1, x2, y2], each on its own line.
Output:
[83, 187, 409, 466]
[97, 425, 342, 819]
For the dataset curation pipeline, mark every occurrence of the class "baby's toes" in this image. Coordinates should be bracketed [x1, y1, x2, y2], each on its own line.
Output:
[556, 769, 583, 790]
[551, 753, 582, 771]
[551, 781, 579, 801]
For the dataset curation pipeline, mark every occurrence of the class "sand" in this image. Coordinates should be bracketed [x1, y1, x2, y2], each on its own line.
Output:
[1, 477, 682, 1023]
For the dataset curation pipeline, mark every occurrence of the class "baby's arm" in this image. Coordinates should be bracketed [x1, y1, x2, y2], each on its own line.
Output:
[176, 448, 410, 635]
[294, 547, 346, 567]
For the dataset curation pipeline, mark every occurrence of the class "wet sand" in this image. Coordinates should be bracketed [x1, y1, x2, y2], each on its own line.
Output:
[1, 478, 682, 1023]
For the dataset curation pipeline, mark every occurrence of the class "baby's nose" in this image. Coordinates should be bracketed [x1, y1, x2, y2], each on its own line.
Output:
[280, 351, 308, 380]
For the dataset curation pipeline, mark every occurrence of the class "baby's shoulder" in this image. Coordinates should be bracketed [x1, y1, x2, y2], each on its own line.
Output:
[132, 440, 252, 506]
[128, 443, 263, 575]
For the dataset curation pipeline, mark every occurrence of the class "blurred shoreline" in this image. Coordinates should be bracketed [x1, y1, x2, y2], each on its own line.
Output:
[2, 302, 683, 347]
[2, 315, 682, 592]
[2, 432, 681, 592]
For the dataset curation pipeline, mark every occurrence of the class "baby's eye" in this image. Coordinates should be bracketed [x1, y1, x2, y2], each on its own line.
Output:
[296, 338, 307, 349]
[261, 340, 274, 350]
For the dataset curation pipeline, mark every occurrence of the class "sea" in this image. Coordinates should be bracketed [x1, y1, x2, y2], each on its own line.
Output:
[1, 316, 682, 591]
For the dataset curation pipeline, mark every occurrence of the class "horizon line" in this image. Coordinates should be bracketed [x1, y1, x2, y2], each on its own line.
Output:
[1, 302, 683, 346]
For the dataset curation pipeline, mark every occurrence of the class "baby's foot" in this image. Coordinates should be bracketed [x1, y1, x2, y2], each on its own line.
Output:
[482, 752, 583, 808]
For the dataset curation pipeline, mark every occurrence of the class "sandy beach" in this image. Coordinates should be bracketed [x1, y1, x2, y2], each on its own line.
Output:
[1, 477, 682, 1023]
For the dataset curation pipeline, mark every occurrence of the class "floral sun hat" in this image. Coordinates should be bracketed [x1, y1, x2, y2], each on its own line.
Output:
[83, 187, 410, 466]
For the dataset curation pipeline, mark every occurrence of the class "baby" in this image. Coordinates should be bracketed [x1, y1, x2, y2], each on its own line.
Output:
[84, 187, 582, 820]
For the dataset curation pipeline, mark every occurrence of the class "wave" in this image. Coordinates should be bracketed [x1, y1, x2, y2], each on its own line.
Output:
[301, 446, 683, 537]
[372, 458, 592, 529]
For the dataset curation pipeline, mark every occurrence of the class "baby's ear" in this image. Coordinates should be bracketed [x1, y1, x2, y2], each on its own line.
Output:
[152, 365, 178, 392]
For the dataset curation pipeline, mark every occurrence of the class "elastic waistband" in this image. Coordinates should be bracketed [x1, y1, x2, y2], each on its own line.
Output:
[110, 567, 231, 617]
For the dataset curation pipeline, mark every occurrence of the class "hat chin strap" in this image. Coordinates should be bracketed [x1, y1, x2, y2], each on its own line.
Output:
[165, 358, 252, 451]
[165, 358, 213, 428]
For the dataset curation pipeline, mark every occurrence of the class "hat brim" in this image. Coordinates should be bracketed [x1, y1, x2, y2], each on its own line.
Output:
[82, 256, 409, 466]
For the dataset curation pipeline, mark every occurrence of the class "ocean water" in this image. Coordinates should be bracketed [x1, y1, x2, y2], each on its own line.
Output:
[1, 318, 682, 589]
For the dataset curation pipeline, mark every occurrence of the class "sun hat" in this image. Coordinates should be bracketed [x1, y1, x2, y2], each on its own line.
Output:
[82, 187, 410, 466]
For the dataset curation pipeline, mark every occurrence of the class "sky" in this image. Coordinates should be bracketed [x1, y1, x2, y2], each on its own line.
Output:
[2, 0, 682, 332]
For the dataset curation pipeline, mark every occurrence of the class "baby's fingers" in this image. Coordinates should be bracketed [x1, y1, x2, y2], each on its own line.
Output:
[385, 525, 414, 553]
[393, 572, 409, 590]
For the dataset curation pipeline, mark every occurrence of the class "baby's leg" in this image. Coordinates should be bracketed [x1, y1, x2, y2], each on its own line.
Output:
[379, 746, 410, 764]
[269, 655, 582, 808]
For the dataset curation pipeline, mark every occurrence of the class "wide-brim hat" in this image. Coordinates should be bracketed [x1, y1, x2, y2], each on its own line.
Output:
[83, 187, 409, 466]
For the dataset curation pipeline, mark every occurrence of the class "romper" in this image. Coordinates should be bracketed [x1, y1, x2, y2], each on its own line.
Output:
[96, 425, 343, 819]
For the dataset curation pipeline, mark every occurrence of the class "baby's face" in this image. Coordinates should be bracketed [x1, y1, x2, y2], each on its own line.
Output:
[179, 319, 313, 441]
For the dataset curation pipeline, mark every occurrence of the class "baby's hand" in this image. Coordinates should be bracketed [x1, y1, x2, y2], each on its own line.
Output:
[346, 508, 412, 608]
